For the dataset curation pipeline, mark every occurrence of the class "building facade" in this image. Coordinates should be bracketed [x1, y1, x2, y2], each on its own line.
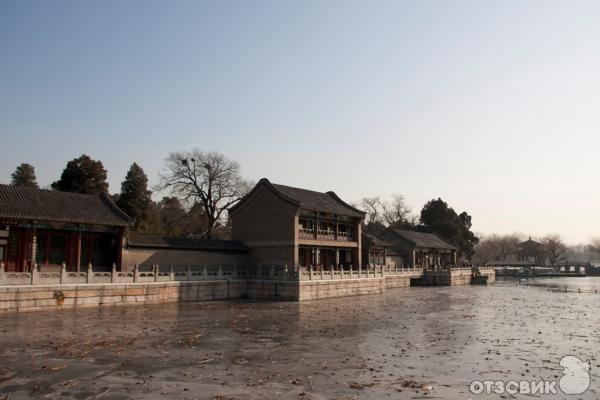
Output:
[361, 232, 389, 266]
[230, 178, 365, 269]
[383, 229, 457, 268]
[0, 184, 132, 272]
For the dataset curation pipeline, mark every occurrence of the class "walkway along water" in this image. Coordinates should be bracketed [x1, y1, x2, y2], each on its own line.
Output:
[0, 262, 495, 313]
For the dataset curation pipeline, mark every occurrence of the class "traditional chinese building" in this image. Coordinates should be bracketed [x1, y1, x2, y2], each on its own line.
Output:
[0, 184, 133, 272]
[229, 178, 365, 269]
[383, 229, 457, 268]
[361, 232, 389, 266]
[517, 237, 544, 266]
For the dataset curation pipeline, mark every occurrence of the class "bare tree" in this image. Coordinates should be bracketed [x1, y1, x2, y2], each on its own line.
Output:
[588, 237, 600, 256]
[497, 233, 523, 261]
[358, 197, 384, 226]
[541, 234, 567, 267]
[472, 235, 499, 264]
[158, 150, 251, 239]
[382, 193, 412, 228]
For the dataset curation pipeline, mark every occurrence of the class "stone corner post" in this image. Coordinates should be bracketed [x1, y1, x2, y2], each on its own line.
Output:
[330, 264, 334, 280]
[111, 263, 117, 283]
[202, 265, 207, 280]
[349, 264, 353, 279]
[0, 262, 5, 283]
[218, 264, 223, 279]
[60, 263, 67, 284]
[169, 265, 175, 281]
[133, 264, 139, 283]
[31, 262, 39, 284]
[154, 264, 159, 282]
[87, 263, 93, 283]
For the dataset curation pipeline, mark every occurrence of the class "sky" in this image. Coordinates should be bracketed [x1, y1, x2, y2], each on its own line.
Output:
[1, 0, 599, 244]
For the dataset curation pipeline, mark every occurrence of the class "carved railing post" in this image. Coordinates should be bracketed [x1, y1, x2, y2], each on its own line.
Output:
[87, 263, 93, 283]
[0, 262, 5, 284]
[320, 265, 324, 280]
[31, 262, 39, 285]
[154, 265, 159, 282]
[60, 263, 67, 284]
[169, 265, 175, 281]
[349, 264, 353, 279]
[218, 264, 223, 279]
[111, 263, 117, 283]
[308, 265, 313, 281]
[133, 264, 139, 283]
[203, 265, 207, 280]
[358, 264, 362, 279]
[187, 265, 192, 281]
[330, 264, 334, 280]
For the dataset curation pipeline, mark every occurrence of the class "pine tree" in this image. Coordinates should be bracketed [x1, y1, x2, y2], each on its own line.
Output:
[52, 155, 109, 194]
[157, 197, 187, 237]
[11, 163, 38, 188]
[116, 163, 152, 230]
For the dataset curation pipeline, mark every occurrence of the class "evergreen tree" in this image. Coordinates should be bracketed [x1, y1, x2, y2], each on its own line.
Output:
[11, 163, 38, 188]
[157, 196, 187, 237]
[116, 163, 153, 230]
[52, 154, 109, 194]
[420, 198, 479, 260]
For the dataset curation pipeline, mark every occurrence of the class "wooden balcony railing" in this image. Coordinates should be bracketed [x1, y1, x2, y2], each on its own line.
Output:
[298, 228, 354, 241]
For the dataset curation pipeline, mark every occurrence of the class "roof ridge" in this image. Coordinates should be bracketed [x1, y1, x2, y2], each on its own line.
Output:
[99, 192, 135, 225]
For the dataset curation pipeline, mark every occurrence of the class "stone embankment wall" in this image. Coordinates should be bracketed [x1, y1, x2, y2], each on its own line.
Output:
[0, 267, 495, 313]
[0, 281, 247, 313]
[419, 268, 496, 286]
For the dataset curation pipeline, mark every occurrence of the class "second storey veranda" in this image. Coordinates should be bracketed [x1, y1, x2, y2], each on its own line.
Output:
[230, 178, 366, 268]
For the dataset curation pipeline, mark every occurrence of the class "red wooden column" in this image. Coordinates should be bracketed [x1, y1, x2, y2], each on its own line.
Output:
[29, 224, 37, 272]
[75, 230, 82, 272]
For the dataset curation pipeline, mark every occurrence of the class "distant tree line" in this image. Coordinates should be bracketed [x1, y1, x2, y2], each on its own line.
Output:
[473, 233, 600, 267]
[356, 195, 479, 260]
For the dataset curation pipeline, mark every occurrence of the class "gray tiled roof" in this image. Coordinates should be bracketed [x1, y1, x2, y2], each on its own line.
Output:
[0, 184, 133, 227]
[362, 232, 389, 247]
[390, 229, 457, 250]
[271, 182, 365, 218]
[127, 233, 248, 251]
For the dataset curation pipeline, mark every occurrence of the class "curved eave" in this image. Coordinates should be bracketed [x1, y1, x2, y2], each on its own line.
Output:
[326, 191, 366, 218]
[229, 178, 301, 215]
[99, 192, 135, 227]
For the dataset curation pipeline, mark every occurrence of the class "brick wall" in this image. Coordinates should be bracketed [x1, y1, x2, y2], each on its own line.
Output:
[231, 184, 298, 265]
[121, 248, 248, 271]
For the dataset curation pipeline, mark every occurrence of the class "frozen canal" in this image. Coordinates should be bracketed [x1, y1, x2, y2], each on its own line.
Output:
[0, 281, 599, 399]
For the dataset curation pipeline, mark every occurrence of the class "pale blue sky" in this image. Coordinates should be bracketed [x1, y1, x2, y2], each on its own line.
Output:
[1, 0, 599, 243]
